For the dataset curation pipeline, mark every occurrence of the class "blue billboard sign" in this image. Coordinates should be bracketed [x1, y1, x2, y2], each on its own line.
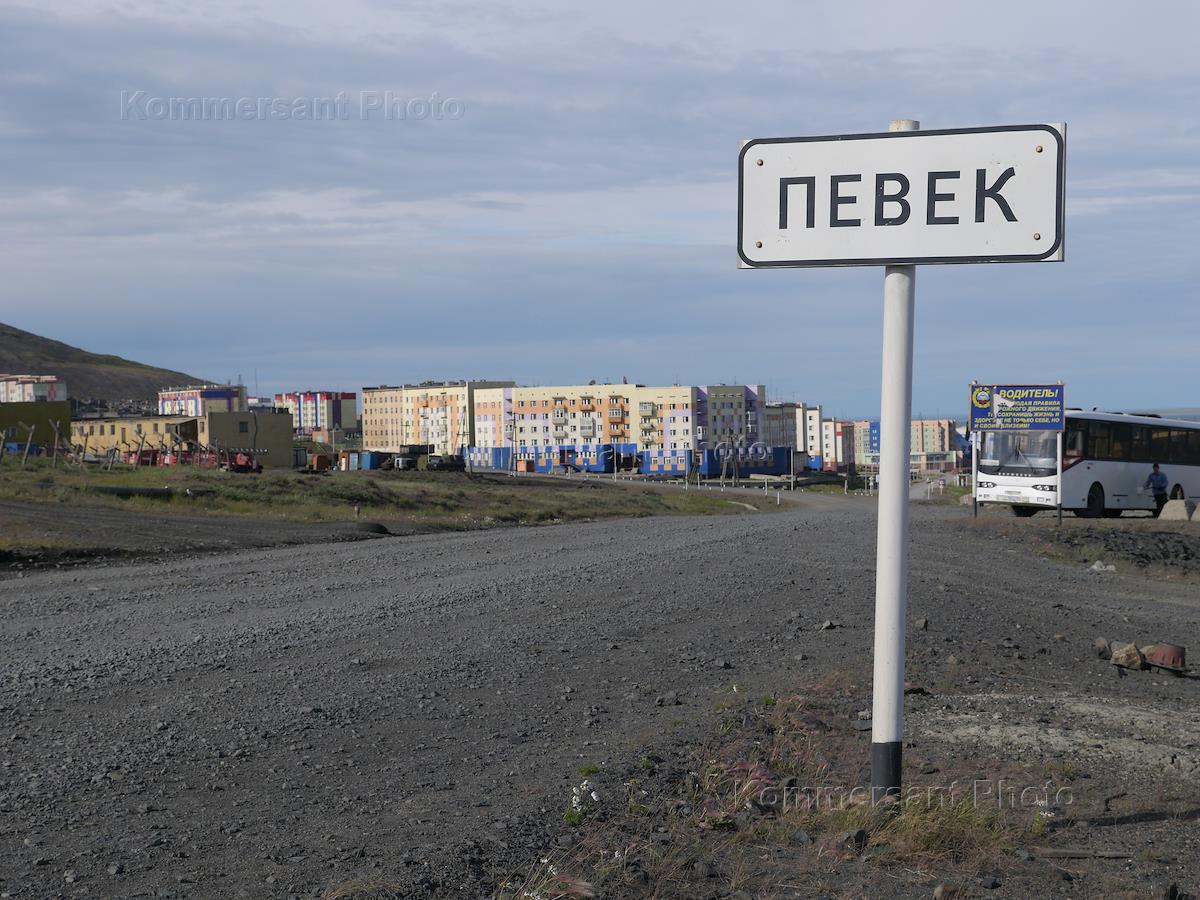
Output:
[868, 420, 880, 453]
[969, 384, 1065, 431]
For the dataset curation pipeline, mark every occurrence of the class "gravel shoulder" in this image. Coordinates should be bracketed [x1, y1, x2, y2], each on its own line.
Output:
[0, 499, 405, 571]
[2, 494, 1199, 898]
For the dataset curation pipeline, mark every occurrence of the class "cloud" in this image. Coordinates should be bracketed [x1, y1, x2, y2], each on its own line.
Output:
[0, 1, 1198, 413]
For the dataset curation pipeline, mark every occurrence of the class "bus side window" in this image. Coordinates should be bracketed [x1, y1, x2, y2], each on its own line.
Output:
[1131, 426, 1150, 461]
[1151, 428, 1171, 460]
[1108, 423, 1131, 460]
[1065, 422, 1085, 458]
[1087, 422, 1111, 459]
[1170, 429, 1190, 465]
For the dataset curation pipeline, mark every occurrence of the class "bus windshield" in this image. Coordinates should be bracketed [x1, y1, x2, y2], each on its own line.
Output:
[979, 431, 1057, 477]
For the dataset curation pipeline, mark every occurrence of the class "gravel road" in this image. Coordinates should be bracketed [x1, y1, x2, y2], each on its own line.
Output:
[2, 494, 1199, 898]
[0, 499, 416, 569]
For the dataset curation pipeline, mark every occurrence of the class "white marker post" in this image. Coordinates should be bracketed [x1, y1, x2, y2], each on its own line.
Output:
[1056, 428, 1063, 527]
[738, 118, 1065, 803]
[869, 119, 918, 800]
[972, 428, 980, 519]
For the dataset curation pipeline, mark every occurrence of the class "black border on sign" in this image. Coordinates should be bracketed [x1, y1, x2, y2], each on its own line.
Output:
[736, 124, 1066, 268]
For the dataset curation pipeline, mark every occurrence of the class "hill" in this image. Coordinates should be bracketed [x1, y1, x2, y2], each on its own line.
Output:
[0, 322, 205, 401]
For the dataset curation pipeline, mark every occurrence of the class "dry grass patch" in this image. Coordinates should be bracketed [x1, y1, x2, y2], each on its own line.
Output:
[320, 879, 408, 899]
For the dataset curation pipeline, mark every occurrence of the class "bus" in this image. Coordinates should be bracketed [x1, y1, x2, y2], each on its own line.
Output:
[975, 411, 1200, 517]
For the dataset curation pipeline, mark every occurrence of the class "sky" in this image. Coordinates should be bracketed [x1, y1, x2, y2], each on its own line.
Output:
[1, 1, 1198, 418]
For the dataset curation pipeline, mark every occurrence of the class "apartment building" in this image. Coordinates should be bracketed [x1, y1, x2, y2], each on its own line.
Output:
[851, 418, 959, 472]
[702, 384, 765, 449]
[274, 390, 358, 435]
[361, 380, 515, 455]
[0, 374, 68, 403]
[803, 405, 824, 457]
[475, 384, 633, 451]
[471, 383, 764, 455]
[158, 384, 247, 417]
[764, 402, 829, 455]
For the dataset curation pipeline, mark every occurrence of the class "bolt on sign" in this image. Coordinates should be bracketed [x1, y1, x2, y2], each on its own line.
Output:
[968, 384, 1065, 431]
[738, 124, 1066, 267]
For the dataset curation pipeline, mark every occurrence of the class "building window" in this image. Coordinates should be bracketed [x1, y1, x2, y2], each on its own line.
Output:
[239, 422, 249, 434]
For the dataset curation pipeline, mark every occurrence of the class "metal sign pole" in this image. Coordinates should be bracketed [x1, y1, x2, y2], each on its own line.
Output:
[972, 430, 980, 519]
[869, 116, 919, 805]
[1056, 430, 1063, 527]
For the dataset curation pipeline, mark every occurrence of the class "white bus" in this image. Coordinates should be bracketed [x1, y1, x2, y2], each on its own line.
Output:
[976, 411, 1200, 517]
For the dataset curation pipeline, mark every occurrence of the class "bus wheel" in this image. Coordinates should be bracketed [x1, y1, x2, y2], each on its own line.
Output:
[1012, 505, 1038, 517]
[1084, 483, 1105, 518]
[1171, 485, 1185, 500]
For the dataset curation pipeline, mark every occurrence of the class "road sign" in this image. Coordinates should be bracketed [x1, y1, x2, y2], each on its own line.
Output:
[738, 118, 1066, 806]
[738, 124, 1065, 268]
[868, 420, 881, 453]
[969, 384, 1065, 431]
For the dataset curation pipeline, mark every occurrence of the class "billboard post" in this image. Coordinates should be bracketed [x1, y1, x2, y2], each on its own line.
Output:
[972, 430, 979, 519]
[1057, 429, 1063, 526]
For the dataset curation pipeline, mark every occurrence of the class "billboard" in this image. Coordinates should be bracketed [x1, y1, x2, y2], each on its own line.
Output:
[969, 384, 1064, 431]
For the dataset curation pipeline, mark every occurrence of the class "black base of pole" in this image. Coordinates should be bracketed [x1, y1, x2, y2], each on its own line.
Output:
[870, 741, 902, 804]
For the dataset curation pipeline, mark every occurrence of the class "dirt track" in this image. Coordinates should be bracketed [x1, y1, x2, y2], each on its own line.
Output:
[0, 500, 421, 569]
[2, 494, 1199, 898]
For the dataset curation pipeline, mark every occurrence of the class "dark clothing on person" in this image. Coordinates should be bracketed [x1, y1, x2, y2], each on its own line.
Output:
[1145, 469, 1169, 517]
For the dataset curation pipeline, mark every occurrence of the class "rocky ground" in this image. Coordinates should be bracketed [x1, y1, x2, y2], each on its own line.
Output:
[1, 492, 1198, 899]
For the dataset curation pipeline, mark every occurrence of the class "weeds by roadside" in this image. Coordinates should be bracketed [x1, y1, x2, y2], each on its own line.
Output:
[498, 673, 1052, 898]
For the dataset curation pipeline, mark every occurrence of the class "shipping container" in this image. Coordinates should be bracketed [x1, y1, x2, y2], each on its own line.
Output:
[360, 451, 389, 470]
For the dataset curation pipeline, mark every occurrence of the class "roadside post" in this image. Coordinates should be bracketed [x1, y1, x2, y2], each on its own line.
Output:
[739, 120, 1066, 802]
[1057, 429, 1063, 526]
[971, 430, 979, 518]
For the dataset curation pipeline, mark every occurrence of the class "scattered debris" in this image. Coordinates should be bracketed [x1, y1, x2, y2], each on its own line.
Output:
[819, 619, 838, 631]
[1089, 560, 1116, 573]
[1109, 642, 1147, 671]
[915, 617, 929, 631]
[1145, 643, 1188, 676]
[1093, 637, 1111, 659]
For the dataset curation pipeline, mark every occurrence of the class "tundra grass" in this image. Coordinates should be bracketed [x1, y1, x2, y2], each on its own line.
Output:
[0, 458, 776, 530]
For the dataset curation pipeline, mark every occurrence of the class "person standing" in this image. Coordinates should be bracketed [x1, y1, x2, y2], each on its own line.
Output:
[1144, 463, 1170, 517]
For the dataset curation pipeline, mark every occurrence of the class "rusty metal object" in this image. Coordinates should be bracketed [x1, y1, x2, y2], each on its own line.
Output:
[1145, 643, 1187, 675]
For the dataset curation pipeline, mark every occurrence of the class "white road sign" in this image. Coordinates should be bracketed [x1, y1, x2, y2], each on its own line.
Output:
[738, 124, 1065, 267]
